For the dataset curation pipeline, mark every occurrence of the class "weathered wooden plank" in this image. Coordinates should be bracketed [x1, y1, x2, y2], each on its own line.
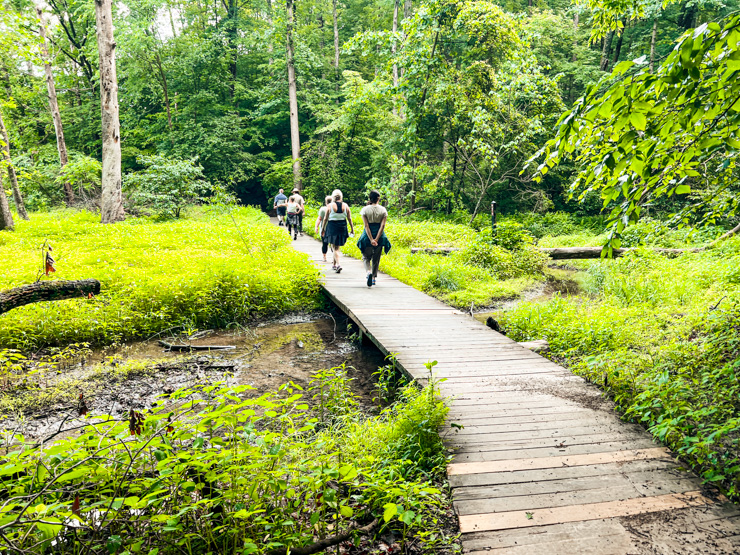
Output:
[449, 432, 652, 454]
[449, 458, 679, 489]
[457, 491, 714, 533]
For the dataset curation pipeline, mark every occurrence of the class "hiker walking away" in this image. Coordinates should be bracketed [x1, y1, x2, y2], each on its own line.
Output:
[274, 188, 288, 226]
[321, 189, 355, 273]
[315, 195, 333, 262]
[292, 188, 305, 236]
[286, 195, 301, 240]
[358, 190, 391, 287]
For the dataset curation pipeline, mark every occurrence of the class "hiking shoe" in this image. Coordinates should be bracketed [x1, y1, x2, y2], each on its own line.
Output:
[367, 273, 373, 287]
[335, 266, 342, 274]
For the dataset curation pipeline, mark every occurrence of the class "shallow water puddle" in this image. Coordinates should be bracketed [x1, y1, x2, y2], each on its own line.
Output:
[2, 313, 386, 440]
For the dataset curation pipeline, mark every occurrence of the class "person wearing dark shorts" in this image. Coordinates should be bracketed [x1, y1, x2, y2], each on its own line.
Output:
[274, 189, 287, 226]
[357, 190, 391, 287]
[292, 189, 305, 236]
[321, 189, 355, 273]
[315, 196, 333, 262]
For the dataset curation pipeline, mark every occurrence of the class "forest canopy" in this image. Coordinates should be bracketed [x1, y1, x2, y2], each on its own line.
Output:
[0, 0, 739, 229]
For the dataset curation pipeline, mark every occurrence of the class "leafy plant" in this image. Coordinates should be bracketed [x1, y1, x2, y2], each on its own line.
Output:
[126, 156, 211, 218]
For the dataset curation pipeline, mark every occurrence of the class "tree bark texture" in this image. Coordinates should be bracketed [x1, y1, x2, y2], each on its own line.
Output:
[286, 0, 302, 190]
[0, 106, 29, 220]
[599, 31, 614, 71]
[0, 279, 101, 315]
[649, 19, 658, 73]
[333, 0, 340, 93]
[95, 0, 125, 224]
[0, 172, 15, 231]
[37, 7, 75, 206]
[611, 26, 624, 66]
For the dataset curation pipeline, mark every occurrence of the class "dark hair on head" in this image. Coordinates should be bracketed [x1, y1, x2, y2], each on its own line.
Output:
[369, 190, 381, 203]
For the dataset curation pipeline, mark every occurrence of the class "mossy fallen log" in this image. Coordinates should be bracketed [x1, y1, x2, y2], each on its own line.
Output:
[0, 279, 101, 315]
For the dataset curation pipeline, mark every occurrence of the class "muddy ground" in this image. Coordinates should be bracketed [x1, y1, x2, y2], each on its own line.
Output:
[1, 312, 388, 441]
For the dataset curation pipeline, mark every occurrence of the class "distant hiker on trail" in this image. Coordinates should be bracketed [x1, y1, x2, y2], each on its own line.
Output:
[274, 188, 287, 226]
[321, 189, 355, 273]
[292, 188, 305, 236]
[286, 195, 302, 240]
[357, 190, 391, 287]
[315, 195, 333, 262]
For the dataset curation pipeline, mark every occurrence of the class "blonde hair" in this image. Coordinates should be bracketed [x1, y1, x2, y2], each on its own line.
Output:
[288, 195, 295, 202]
[325, 196, 333, 205]
[332, 189, 343, 201]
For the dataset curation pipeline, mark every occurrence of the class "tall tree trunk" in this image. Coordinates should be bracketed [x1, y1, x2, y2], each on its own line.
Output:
[649, 18, 658, 73]
[333, 0, 339, 94]
[267, 0, 274, 67]
[392, 0, 399, 90]
[599, 30, 614, 71]
[95, 0, 125, 223]
[611, 27, 624, 65]
[0, 172, 14, 231]
[0, 107, 28, 220]
[572, 12, 579, 62]
[227, 0, 238, 98]
[286, 0, 302, 190]
[153, 52, 173, 132]
[36, 7, 75, 206]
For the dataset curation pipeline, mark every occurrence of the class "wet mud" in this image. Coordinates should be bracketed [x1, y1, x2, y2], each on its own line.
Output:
[2, 313, 388, 440]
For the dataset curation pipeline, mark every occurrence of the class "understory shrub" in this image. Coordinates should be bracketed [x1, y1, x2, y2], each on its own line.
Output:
[0, 377, 449, 554]
[0, 209, 320, 349]
[459, 236, 547, 279]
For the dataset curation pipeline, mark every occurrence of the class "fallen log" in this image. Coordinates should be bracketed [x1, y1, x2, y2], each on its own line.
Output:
[0, 279, 101, 315]
[158, 340, 236, 351]
[410, 247, 459, 254]
[539, 246, 703, 259]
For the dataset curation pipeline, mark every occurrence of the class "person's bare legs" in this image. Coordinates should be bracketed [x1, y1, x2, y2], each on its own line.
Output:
[333, 246, 341, 269]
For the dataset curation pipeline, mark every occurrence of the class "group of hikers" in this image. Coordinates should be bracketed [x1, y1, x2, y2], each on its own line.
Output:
[273, 187, 390, 288]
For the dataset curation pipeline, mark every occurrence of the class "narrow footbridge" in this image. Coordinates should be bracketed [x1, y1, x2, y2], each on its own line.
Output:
[288, 231, 740, 553]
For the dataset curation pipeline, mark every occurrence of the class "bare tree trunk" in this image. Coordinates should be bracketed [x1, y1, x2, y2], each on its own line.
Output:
[95, 0, 125, 223]
[0, 279, 101, 315]
[267, 0, 274, 67]
[611, 26, 624, 65]
[0, 107, 28, 220]
[600, 31, 614, 71]
[333, 0, 339, 94]
[36, 6, 75, 206]
[572, 12, 579, 62]
[649, 18, 658, 73]
[153, 52, 173, 132]
[286, 0, 302, 190]
[0, 172, 14, 231]
[392, 0, 399, 88]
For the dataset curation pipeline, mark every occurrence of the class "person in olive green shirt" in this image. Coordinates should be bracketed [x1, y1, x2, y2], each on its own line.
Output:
[357, 190, 391, 287]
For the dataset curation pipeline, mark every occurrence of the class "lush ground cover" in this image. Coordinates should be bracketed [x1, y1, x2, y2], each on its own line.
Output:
[0, 209, 320, 350]
[0, 368, 454, 554]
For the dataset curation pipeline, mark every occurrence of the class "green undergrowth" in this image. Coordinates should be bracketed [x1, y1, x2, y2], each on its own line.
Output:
[500, 240, 740, 498]
[304, 206, 547, 308]
[0, 209, 320, 350]
[0, 370, 454, 554]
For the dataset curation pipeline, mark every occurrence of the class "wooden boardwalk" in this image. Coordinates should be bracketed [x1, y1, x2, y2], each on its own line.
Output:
[286, 228, 740, 553]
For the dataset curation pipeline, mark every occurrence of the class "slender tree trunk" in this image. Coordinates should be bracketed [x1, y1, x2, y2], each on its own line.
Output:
[154, 52, 173, 132]
[267, 0, 274, 67]
[649, 18, 658, 73]
[600, 30, 614, 71]
[0, 107, 28, 220]
[95, 0, 125, 223]
[227, 0, 238, 98]
[392, 0, 399, 89]
[572, 13, 579, 62]
[37, 7, 75, 206]
[333, 0, 339, 94]
[0, 172, 14, 231]
[286, 0, 302, 190]
[612, 27, 624, 65]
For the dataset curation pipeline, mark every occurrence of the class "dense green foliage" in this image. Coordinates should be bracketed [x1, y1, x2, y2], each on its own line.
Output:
[499, 233, 740, 498]
[0, 370, 451, 553]
[3, 0, 739, 216]
[0, 208, 319, 349]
